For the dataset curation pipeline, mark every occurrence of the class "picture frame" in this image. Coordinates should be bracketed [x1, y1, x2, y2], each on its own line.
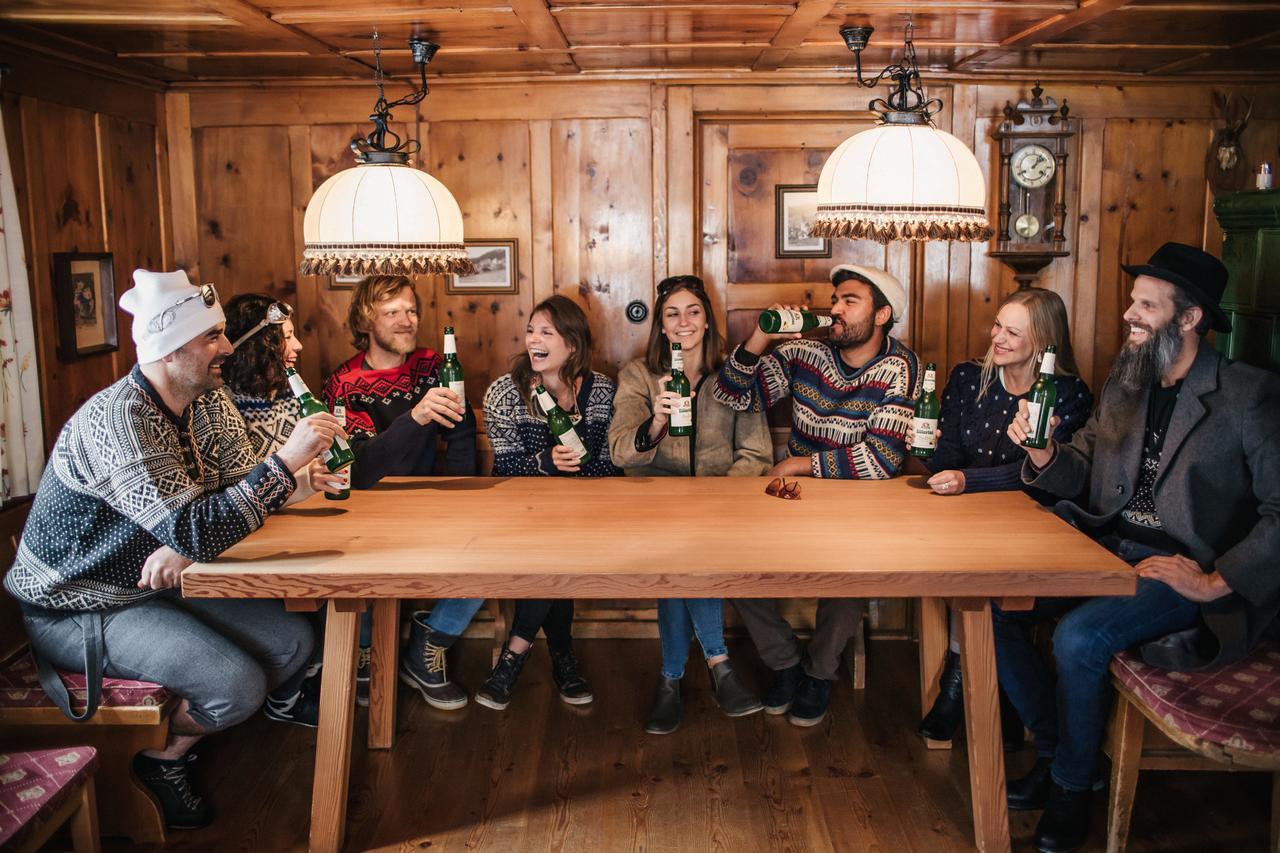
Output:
[447, 239, 519, 295]
[52, 252, 118, 361]
[327, 275, 364, 291]
[774, 184, 832, 259]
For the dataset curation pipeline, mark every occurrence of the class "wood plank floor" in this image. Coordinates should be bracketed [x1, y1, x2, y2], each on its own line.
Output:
[98, 638, 1270, 852]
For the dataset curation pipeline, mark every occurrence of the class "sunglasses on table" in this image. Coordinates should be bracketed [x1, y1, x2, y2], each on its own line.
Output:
[764, 477, 802, 500]
[231, 300, 295, 350]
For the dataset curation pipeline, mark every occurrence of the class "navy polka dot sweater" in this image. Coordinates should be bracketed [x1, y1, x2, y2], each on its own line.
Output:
[924, 360, 1093, 494]
[4, 366, 296, 613]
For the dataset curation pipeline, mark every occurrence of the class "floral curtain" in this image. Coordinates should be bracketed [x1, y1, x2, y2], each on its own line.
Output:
[0, 109, 46, 500]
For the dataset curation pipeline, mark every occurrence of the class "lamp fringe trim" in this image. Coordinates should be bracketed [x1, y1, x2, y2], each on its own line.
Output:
[812, 205, 993, 244]
[300, 244, 475, 277]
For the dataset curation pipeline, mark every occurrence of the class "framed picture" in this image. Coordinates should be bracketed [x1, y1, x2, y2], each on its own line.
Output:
[447, 239, 519, 295]
[327, 275, 364, 291]
[775, 184, 832, 259]
[52, 252, 118, 361]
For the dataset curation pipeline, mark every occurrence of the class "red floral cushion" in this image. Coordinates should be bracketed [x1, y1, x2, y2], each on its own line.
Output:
[0, 746, 99, 847]
[1111, 639, 1280, 758]
[0, 651, 171, 711]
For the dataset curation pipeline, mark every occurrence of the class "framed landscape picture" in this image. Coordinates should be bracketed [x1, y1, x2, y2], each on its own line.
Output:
[447, 239, 519, 295]
[775, 184, 832, 259]
[52, 252, 118, 361]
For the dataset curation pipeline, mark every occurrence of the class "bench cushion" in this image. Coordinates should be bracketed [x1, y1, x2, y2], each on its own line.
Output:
[1111, 639, 1280, 758]
[0, 651, 170, 711]
[0, 746, 99, 847]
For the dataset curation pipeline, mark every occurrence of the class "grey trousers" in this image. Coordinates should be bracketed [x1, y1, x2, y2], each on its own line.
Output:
[732, 598, 865, 681]
[23, 591, 314, 732]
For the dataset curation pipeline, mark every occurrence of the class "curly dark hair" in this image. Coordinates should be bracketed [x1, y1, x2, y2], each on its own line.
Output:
[221, 293, 289, 398]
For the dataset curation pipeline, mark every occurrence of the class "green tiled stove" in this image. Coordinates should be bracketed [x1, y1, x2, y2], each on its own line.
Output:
[1214, 190, 1280, 374]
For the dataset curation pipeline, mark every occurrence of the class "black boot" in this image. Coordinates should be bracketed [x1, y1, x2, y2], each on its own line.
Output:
[1033, 783, 1092, 853]
[476, 646, 530, 711]
[399, 612, 468, 710]
[131, 752, 214, 830]
[708, 660, 762, 717]
[1008, 755, 1054, 810]
[918, 651, 963, 741]
[551, 647, 594, 705]
[644, 675, 683, 734]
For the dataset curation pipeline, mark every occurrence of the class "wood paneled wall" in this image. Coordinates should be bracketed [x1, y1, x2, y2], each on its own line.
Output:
[1, 50, 169, 449]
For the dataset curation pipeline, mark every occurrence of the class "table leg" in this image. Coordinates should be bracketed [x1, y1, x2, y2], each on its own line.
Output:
[368, 598, 399, 750]
[918, 597, 951, 749]
[958, 601, 1011, 853]
[310, 602, 359, 853]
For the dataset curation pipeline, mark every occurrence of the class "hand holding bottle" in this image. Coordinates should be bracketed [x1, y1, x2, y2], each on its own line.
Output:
[745, 303, 809, 356]
[649, 374, 697, 442]
[277, 412, 344, 471]
[550, 444, 583, 474]
[307, 457, 348, 495]
[1008, 399, 1059, 469]
[412, 386, 466, 427]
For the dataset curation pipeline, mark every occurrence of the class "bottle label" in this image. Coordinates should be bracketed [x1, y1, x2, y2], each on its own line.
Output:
[449, 380, 466, 406]
[670, 348, 684, 370]
[922, 369, 936, 394]
[334, 466, 350, 489]
[444, 334, 457, 355]
[774, 308, 805, 333]
[1040, 352, 1057, 376]
[1026, 402, 1055, 442]
[558, 427, 588, 460]
[671, 396, 693, 428]
[535, 388, 556, 413]
[287, 373, 309, 398]
[912, 417, 938, 449]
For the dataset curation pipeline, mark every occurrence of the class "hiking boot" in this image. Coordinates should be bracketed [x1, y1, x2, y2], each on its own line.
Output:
[1033, 784, 1092, 853]
[355, 645, 371, 708]
[918, 650, 963, 742]
[788, 673, 833, 727]
[708, 660, 762, 717]
[264, 684, 320, 728]
[131, 752, 214, 830]
[763, 663, 803, 715]
[644, 675, 682, 735]
[551, 648, 593, 705]
[399, 611, 467, 710]
[476, 646, 530, 711]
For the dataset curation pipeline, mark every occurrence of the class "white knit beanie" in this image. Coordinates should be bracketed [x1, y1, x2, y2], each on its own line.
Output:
[829, 264, 909, 322]
[119, 269, 226, 363]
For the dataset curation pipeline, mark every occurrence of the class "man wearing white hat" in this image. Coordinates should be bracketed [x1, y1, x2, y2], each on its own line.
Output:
[2, 269, 343, 830]
[714, 263, 920, 727]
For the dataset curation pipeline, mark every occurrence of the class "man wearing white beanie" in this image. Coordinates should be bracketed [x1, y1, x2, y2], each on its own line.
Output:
[713, 263, 920, 728]
[3, 269, 343, 830]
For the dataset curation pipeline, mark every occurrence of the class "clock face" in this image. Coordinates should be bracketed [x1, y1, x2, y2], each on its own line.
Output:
[1012, 144, 1056, 189]
[1014, 213, 1041, 239]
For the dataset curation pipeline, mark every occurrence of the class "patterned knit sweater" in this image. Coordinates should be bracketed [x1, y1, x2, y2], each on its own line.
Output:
[4, 366, 296, 612]
[714, 337, 918, 479]
[321, 348, 477, 488]
[226, 387, 315, 502]
[482, 372, 622, 477]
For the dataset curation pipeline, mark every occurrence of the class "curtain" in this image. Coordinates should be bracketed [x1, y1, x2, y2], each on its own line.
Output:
[0, 108, 46, 500]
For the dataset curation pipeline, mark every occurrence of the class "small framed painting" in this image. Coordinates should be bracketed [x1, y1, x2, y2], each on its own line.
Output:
[447, 239, 519, 295]
[52, 252, 118, 361]
[327, 275, 364, 291]
[775, 184, 831, 259]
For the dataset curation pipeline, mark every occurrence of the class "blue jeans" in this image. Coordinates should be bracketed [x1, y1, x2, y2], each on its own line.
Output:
[658, 599, 728, 679]
[994, 573, 1199, 792]
[422, 598, 484, 638]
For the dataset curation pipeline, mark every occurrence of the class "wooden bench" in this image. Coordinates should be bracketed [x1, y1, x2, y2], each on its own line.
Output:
[0, 745, 100, 852]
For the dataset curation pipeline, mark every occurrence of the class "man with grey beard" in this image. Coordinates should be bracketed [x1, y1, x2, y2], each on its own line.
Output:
[992, 242, 1280, 853]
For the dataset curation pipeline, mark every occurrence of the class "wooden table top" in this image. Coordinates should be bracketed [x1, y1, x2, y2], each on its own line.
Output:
[182, 476, 1136, 601]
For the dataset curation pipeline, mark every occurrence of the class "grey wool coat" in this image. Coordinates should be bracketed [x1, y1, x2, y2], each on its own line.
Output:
[1024, 340, 1280, 670]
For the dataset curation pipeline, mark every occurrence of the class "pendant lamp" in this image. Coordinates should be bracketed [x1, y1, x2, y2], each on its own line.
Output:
[811, 22, 993, 245]
[300, 36, 474, 277]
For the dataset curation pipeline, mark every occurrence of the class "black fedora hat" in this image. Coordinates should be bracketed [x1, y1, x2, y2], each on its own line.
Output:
[1122, 242, 1232, 333]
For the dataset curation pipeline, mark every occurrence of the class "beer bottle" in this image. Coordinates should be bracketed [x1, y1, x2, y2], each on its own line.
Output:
[439, 326, 466, 408]
[1022, 345, 1058, 450]
[534, 384, 591, 464]
[911, 362, 940, 458]
[324, 404, 352, 501]
[286, 367, 354, 472]
[667, 342, 693, 437]
[758, 308, 834, 335]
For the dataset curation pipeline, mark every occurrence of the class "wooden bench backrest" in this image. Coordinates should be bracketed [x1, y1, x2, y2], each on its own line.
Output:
[0, 500, 33, 662]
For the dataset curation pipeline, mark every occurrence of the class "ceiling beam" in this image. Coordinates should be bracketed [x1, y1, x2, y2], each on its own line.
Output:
[952, 0, 1133, 71]
[0, 23, 194, 84]
[1146, 27, 1280, 74]
[752, 0, 839, 71]
[199, 0, 379, 75]
[509, 0, 579, 73]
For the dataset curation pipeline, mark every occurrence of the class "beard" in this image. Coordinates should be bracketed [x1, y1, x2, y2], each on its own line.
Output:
[829, 314, 875, 349]
[1111, 317, 1183, 391]
[169, 349, 223, 400]
[372, 326, 417, 356]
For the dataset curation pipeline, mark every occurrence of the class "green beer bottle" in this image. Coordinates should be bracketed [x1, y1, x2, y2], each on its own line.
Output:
[911, 362, 940, 458]
[324, 404, 351, 501]
[1023, 345, 1058, 450]
[534, 384, 591, 464]
[666, 342, 693, 437]
[286, 367, 354, 472]
[758, 308, 834, 334]
[439, 326, 466, 408]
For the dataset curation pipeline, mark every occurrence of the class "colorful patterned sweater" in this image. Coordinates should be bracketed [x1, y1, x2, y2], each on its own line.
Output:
[226, 387, 316, 502]
[482, 372, 622, 477]
[713, 337, 918, 479]
[321, 348, 477, 488]
[4, 366, 295, 613]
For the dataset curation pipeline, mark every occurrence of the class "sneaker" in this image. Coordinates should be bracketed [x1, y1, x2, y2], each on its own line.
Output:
[264, 685, 320, 728]
[131, 752, 214, 830]
[551, 648, 593, 705]
[787, 673, 833, 727]
[763, 663, 803, 715]
[399, 612, 468, 710]
[476, 647, 530, 711]
[355, 645, 371, 709]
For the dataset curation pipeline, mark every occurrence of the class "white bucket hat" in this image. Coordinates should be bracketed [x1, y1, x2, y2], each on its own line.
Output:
[119, 269, 226, 363]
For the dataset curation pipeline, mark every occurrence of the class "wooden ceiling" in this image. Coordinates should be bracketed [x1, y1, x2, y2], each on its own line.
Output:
[1, 1, 1277, 84]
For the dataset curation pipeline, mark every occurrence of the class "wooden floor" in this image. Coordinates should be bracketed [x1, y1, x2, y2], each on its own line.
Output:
[93, 638, 1269, 853]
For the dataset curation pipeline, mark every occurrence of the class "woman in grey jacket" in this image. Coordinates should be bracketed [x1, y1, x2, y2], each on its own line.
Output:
[608, 275, 773, 734]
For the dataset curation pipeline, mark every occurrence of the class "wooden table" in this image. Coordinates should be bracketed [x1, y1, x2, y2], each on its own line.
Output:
[183, 476, 1135, 853]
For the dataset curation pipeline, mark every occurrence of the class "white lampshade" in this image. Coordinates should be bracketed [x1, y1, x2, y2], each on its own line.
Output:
[300, 161, 473, 276]
[812, 122, 993, 244]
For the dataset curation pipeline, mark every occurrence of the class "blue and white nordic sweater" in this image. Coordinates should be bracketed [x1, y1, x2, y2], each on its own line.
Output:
[482, 372, 622, 477]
